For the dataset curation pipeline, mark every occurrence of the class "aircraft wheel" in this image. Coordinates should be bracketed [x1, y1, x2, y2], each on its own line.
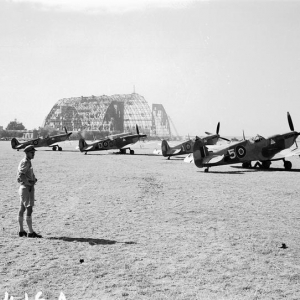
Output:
[58, 147, 62, 151]
[130, 150, 134, 155]
[284, 160, 292, 171]
[242, 162, 252, 168]
[120, 149, 126, 154]
[261, 161, 271, 169]
[204, 168, 209, 173]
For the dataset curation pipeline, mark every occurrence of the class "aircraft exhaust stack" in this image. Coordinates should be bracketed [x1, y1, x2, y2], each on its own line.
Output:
[11, 138, 20, 149]
[161, 140, 170, 157]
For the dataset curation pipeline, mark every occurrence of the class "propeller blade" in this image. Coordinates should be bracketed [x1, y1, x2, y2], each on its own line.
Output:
[219, 136, 230, 142]
[288, 112, 294, 131]
[243, 130, 245, 141]
[216, 122, 220, 135]
[136, 124, 140, 136]
[205, 131, 212, 135]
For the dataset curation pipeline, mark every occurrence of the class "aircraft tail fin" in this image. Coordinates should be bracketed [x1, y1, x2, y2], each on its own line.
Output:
[11, 138, 20, 149]
[161, 140, 170, 157]
[193, 138, 209, 168]
[79, 138, 88, 152]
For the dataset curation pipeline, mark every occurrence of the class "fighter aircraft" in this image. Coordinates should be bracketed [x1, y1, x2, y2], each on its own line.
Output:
[154, 122, 230, 159]
[191, 112, 300, 172]
[11, 127, 72, 151]
[78, 124, 147, 155]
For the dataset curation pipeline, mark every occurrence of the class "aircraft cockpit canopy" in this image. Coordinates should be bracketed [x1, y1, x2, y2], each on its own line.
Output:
[249, 134, 265, 143]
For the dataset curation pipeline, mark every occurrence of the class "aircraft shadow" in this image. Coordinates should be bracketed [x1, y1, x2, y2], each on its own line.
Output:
[231, 166, 300, 172]
[42, 150, 79, 153]
[198, 170, 246, 174]
[48, 236, 136, 245]
[79, 153, 109, 156]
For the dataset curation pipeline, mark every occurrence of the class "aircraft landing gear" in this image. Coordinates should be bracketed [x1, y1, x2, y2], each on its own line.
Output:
[52, 146, 62, 151]
[168, 156, 170, 160]
[261, 161, 271, 169]
[204, 168, 209, 173]
[120, 149, 126, 154]
[242, 162, 252, 168]
[284, 160, 292, 170]
[130, 149, 134, 155]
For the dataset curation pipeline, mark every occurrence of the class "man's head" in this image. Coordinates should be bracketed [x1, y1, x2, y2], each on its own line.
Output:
[24, 145, 37, 159]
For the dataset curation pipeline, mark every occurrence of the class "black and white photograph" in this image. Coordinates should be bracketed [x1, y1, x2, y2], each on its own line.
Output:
[1, 0, 300, 299]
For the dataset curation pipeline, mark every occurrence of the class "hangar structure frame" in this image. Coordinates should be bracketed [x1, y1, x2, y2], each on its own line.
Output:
[43, 93, 173, 138]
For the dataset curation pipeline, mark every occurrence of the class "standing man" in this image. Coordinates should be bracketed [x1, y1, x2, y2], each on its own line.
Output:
[17, 145, 42, 238]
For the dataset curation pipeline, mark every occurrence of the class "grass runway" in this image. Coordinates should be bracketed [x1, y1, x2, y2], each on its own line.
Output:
[1, 140, 300, 300]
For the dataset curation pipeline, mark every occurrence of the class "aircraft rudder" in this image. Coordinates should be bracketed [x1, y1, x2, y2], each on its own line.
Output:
[11, 138, 20, 149]
[193, 138, 206, 168]
[78, 138, 87, 152]
[161, 140, 170, 157]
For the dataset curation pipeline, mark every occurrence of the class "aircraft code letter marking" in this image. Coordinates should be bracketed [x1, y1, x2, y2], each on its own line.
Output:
[228, 149, 236, 159]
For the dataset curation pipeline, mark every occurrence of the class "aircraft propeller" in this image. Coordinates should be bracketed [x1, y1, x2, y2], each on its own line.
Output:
[205, 122, 230, 142]
[287, 112, 300, 148]
[288, 112, 294, 131]
[136, 124, 146, 147]
[64, 127, 72, 143]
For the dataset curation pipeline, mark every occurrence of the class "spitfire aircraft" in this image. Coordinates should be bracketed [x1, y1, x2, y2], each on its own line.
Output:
[78, 124, 147, 155]
[191, 112, 300, 172]
[155, 122, 230, 159]
[11, 127, 72, 151]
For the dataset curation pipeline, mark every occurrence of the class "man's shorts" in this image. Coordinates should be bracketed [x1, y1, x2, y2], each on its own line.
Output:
[19, 185, 35, 207]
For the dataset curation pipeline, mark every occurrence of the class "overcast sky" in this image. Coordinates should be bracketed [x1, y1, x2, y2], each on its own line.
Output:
[1, 0, 300, 136]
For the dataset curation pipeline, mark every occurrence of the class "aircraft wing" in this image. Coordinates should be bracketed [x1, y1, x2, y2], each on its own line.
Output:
[184, 153, 194, 163]
[269, 148, 300, 160]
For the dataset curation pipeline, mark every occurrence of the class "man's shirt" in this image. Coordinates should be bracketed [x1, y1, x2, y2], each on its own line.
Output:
[17, 157, 36, 185]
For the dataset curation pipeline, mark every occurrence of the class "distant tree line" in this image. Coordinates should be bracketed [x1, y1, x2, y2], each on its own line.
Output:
[1, 119, 162, 141]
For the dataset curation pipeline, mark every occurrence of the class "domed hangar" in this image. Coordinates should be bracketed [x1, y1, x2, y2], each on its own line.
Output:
[42, 93, 172, 137]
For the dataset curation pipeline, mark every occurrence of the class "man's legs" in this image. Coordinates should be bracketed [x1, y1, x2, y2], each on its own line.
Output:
[18, 204, 26, 234]
[26, 206, 42, 238]
[26, 206, 34, 234]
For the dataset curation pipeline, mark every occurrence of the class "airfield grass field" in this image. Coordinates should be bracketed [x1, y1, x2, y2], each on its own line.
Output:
[1, 140, 300, 300]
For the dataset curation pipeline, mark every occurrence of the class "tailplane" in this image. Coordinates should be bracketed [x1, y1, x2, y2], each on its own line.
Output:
[161, 140, 170, 157]
[11, 138, 20, 149]
[193, 138, 209, 168]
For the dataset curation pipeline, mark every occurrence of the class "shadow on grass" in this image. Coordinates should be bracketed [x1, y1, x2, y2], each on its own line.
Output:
[48, 236, 136, 245]
[198, 170, 246, 174]
[109, 152, 164, 157]
[42, 150, 79, 153]
[231, 166, 300, 172]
